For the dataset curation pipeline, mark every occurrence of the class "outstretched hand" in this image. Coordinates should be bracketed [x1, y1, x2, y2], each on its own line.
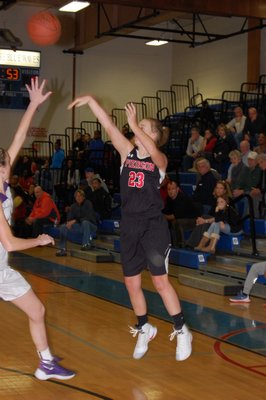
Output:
[125, 102, 138, 128]
[68, 95, 92, 109]
[37, 234, 55, 246]
[26, 76, 52, 107]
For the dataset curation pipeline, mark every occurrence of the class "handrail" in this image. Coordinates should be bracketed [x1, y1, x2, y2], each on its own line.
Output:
[231, 193, 259, 256]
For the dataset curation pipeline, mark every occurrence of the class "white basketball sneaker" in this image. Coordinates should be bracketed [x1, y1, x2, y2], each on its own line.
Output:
[169, 324, 192, 361]
[129, 323, 157, 359]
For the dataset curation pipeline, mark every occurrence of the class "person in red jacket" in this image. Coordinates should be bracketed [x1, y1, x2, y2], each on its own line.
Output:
[26, 186, 60, 237]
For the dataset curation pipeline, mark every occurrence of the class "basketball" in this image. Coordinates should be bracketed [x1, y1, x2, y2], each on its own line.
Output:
[27, 11, 62, 46]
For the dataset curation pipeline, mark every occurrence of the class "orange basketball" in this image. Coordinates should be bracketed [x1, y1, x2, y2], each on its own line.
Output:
[27, 11, 61, 46]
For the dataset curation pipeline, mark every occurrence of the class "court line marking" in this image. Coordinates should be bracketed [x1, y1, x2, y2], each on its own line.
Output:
[214, 325, 266, 377]
[0, 366, 113, 399]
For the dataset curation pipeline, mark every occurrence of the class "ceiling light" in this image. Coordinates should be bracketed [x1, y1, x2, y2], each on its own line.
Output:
[145, 40, 168, 46]
[59, 1, 90, 13]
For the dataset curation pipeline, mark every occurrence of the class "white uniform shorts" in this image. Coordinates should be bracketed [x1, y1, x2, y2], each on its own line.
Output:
[0, 266, 31, 301]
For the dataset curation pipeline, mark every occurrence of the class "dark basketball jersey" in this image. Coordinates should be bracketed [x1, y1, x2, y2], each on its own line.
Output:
[120, 147, 164, 217]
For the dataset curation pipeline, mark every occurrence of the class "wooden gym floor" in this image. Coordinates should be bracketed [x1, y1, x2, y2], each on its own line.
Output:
[0, 245, 265, 400]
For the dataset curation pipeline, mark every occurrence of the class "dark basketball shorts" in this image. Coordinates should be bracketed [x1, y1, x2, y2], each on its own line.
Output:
[120, 213, 171, 277]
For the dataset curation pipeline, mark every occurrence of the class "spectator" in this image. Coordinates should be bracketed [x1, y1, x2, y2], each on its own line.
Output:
[212, 123, 237, 178]
[249, 153, 266, 218]
[159, 174, 171, 207]
[9, 174, 26, 201]
[192, 158, 219, 214]
[239, 140, 252, 166]
[56, 189, 97, 256]
[51, 139, 65, 169]
[122, 125, 135, 145]
[193, 100, 216, 132]
[232, 151, 260, 199]
[88, 130, 105, 166]
[55, 158, 80, 207]
[242, 107, 266, 148]
[39, 159, 53, 195]
[51, 139, 65, 187]
[72, 131, 85, 157]
[254, 132, 266, 154]
[230, 261, 266, 303]
[162, 180, 200, 247]
[14, 155, 31, 177]
[195, 195, 242, 253]
[25, 186, 60, 237]
[185, 180, 232, 249]
[78, 133, 91, 165]
[200, 128, 217, 161]
[226, 106, 246, 147]
[79, 166, 109, 199]
[90, 178, 112, 220]
[226, 150, 250, 197]
[183, 127, 204, 171]
[18, 169, 34, 192]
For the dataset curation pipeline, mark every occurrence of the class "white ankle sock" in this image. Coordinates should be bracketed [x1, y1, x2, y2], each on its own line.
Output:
[38, 347, 53, 362]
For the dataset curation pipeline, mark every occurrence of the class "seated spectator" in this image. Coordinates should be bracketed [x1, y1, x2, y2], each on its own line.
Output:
[160, 174, 171, 207]
[12, 194, 28, 238]
[212, 124, 237, 178]
[254, 132, 266, 154]
[249, 153, 266, 218]
[24, 183, 36, 214]
[185, 180, 232, 249]
[14, 155, 32, 177]
[195, 195, 242, 253]
[25, 186, 60, 238]
[199, 128, 217, 161]
[226, 150, 250, 198]
[18, 169, 34, 192]
[56, 189, 97, 256]
[183, 127, 204, 171]
[232, 151, 260, 199]
[162, 180, 200, 247]
[226, 106, 246, 147]
[79, 166, 109, 200]
[122, 125, 135, 145]
[242, 107, 266, 148]
[192, 158, 219, 214]
[9, 174, 26, 200]
[30, 161, 40, 184]
[90, 178, 112, 220]
[239, 140, 252, 166]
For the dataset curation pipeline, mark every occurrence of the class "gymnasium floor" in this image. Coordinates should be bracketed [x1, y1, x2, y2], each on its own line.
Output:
[0, 245, 265, 399]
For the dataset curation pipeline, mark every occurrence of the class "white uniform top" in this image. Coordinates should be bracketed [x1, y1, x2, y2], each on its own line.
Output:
[0, 185, 13, 270]
[0, 183, 31, 301]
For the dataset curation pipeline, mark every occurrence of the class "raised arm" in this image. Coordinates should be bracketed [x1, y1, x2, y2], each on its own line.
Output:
[125, 103, 167, 171]
[8, 77, 52, 166]
[0, 201, 54, 252]
[68, 95, 133, 162]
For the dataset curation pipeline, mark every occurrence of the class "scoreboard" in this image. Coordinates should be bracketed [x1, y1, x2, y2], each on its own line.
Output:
[0, 49, 41, 110]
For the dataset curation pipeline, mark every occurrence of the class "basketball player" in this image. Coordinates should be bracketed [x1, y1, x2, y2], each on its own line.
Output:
[68, 96, 192, 361]
[0, 77, 75, 380]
